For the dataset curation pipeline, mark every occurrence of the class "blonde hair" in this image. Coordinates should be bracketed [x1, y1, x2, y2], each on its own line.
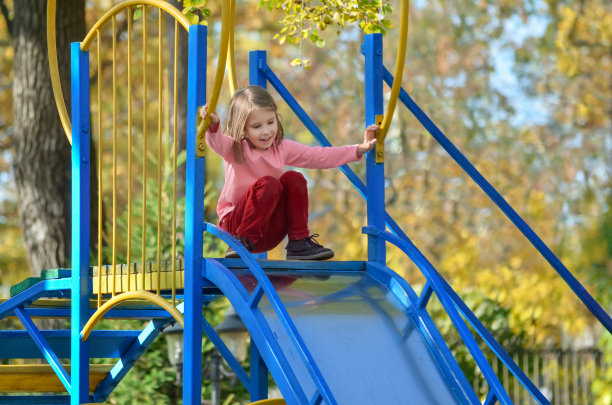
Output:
[225, 86, 285, 163]
[226, 85, 284, 163]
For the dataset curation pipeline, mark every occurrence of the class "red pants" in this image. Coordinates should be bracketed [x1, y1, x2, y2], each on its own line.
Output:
[219, 171, 310, 252]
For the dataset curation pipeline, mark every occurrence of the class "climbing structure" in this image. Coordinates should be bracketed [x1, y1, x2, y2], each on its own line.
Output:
[0, 1, 609, 404]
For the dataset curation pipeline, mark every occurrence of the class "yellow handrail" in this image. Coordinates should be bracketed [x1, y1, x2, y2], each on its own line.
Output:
[196, 0, 232, 147]
[227, 0, 237, 96]
[377, 0, 410, 162]
[81, 291, 184, 341]
[46, 0, 72, 143]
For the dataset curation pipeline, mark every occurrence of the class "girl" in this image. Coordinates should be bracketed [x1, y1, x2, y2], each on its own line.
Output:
[200, 85, 377, 260]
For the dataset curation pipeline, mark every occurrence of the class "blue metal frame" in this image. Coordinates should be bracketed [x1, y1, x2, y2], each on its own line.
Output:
[381, 66, 611, 334]
[363, 226, 547, 405]
[0, 330, 142, 359]
[363, 34, 386, 265]
[246, 33, 571, 403]
[0, 278, 71, 319]
[249, 45, 484, 404]
[71, 41, 91, 405]
[203, 258, 307, 404]
[93, 318, 175, 402]
[2, 15, 604, 405]
[252, 52, 413, 246]
[184, 24, 207, 405]
[204, 223, 336, 405]
[14, 307, 71, 392]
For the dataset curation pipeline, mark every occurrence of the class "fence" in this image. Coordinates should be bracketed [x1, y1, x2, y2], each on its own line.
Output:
[471, 349, 607, 404]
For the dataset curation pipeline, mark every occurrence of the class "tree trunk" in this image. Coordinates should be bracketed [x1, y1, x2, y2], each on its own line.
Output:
[12, 0, 85, 275]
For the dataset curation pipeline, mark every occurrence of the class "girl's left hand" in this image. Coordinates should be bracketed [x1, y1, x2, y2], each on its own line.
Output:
[357, 124, 378, 157]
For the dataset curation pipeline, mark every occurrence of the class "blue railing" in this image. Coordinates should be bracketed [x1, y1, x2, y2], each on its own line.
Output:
[204, 223, 336, 405]
[381, 67, 611, 334]
[363, 227, 549, 404]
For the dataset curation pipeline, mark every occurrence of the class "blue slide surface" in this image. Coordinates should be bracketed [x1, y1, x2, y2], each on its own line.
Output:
[251, 272, 471, 404]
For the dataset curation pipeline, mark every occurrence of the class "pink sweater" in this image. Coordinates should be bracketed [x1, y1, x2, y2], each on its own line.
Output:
[206, 125, 362, 220]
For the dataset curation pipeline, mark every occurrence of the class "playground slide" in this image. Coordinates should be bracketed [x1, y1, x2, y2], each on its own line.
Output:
[244, 270, 471, 404]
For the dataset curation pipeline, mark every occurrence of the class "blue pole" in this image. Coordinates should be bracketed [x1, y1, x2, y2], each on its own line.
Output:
[70, 41, 90, 405]
[250, 342, 269, 401]
[249, 50, 267, 88]
[363, 34, 386, 264]
[248, 50, 271, 400]
[247, 51, 270, 261]
[184, 25, 207, 405]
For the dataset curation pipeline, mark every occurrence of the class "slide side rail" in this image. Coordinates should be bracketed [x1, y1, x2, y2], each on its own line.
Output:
[204, 223, 336, 405]
[382, 67, 611, 333]
[363, 226, 550, 405]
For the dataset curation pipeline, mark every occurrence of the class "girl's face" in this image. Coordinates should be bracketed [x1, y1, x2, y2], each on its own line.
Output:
[244, 108, 278, 150]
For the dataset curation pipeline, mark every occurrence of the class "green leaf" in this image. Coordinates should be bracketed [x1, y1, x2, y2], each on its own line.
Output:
[184, 10, 200, 25]
[133, 7, 142, 20]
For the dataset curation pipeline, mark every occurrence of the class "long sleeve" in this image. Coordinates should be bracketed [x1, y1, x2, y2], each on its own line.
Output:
[205, 124, 235, 162]
[281, 140, 361, 169]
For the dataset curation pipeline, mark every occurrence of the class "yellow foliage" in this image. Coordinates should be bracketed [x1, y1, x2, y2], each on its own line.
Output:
[0, 227, 29, 297]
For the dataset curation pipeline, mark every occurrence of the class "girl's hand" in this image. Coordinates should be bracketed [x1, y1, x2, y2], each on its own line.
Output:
[199, 104, 220, 128]
[357, 124, 378, 157]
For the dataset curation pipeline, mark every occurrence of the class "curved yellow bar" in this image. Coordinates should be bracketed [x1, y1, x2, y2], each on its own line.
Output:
[82, 0, 190, 51]
[47, 0, 72, 143]
[81, 291, 184, 341]
[196, 0, 231, 143]
[379, 0, 410, 143]
[47, 0, 191, 144]
[227, 0, 237, 96]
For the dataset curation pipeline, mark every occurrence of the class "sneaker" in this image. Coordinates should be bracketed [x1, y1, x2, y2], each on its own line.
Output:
[225, 236, 255, 258]
[286, 234, 334, 260]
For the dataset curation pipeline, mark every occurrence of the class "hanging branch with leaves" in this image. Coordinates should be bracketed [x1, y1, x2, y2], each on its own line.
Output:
[178, 0, 393, 69]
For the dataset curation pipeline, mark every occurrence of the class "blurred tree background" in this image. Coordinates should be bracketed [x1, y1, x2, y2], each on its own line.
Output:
[0, 0, 609, 403]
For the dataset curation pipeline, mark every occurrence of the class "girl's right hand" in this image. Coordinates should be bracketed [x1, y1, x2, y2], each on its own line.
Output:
[199, 104, 220, 127]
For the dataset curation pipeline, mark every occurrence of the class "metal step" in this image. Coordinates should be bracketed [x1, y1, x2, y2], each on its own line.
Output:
[0, 364, 113, 393]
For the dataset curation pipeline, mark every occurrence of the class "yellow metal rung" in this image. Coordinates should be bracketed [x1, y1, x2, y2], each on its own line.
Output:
[0, 364, 113, 393]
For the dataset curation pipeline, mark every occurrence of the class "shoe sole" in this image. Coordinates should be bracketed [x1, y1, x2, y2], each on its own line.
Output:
[286, 251, 334, 261]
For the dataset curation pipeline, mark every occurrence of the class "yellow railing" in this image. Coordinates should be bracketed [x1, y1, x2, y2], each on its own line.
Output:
[47, 1, 192, 313]
[89, 3, 187, 306]
[376, 0, 410, 163]
[47, 0, 235, 317]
